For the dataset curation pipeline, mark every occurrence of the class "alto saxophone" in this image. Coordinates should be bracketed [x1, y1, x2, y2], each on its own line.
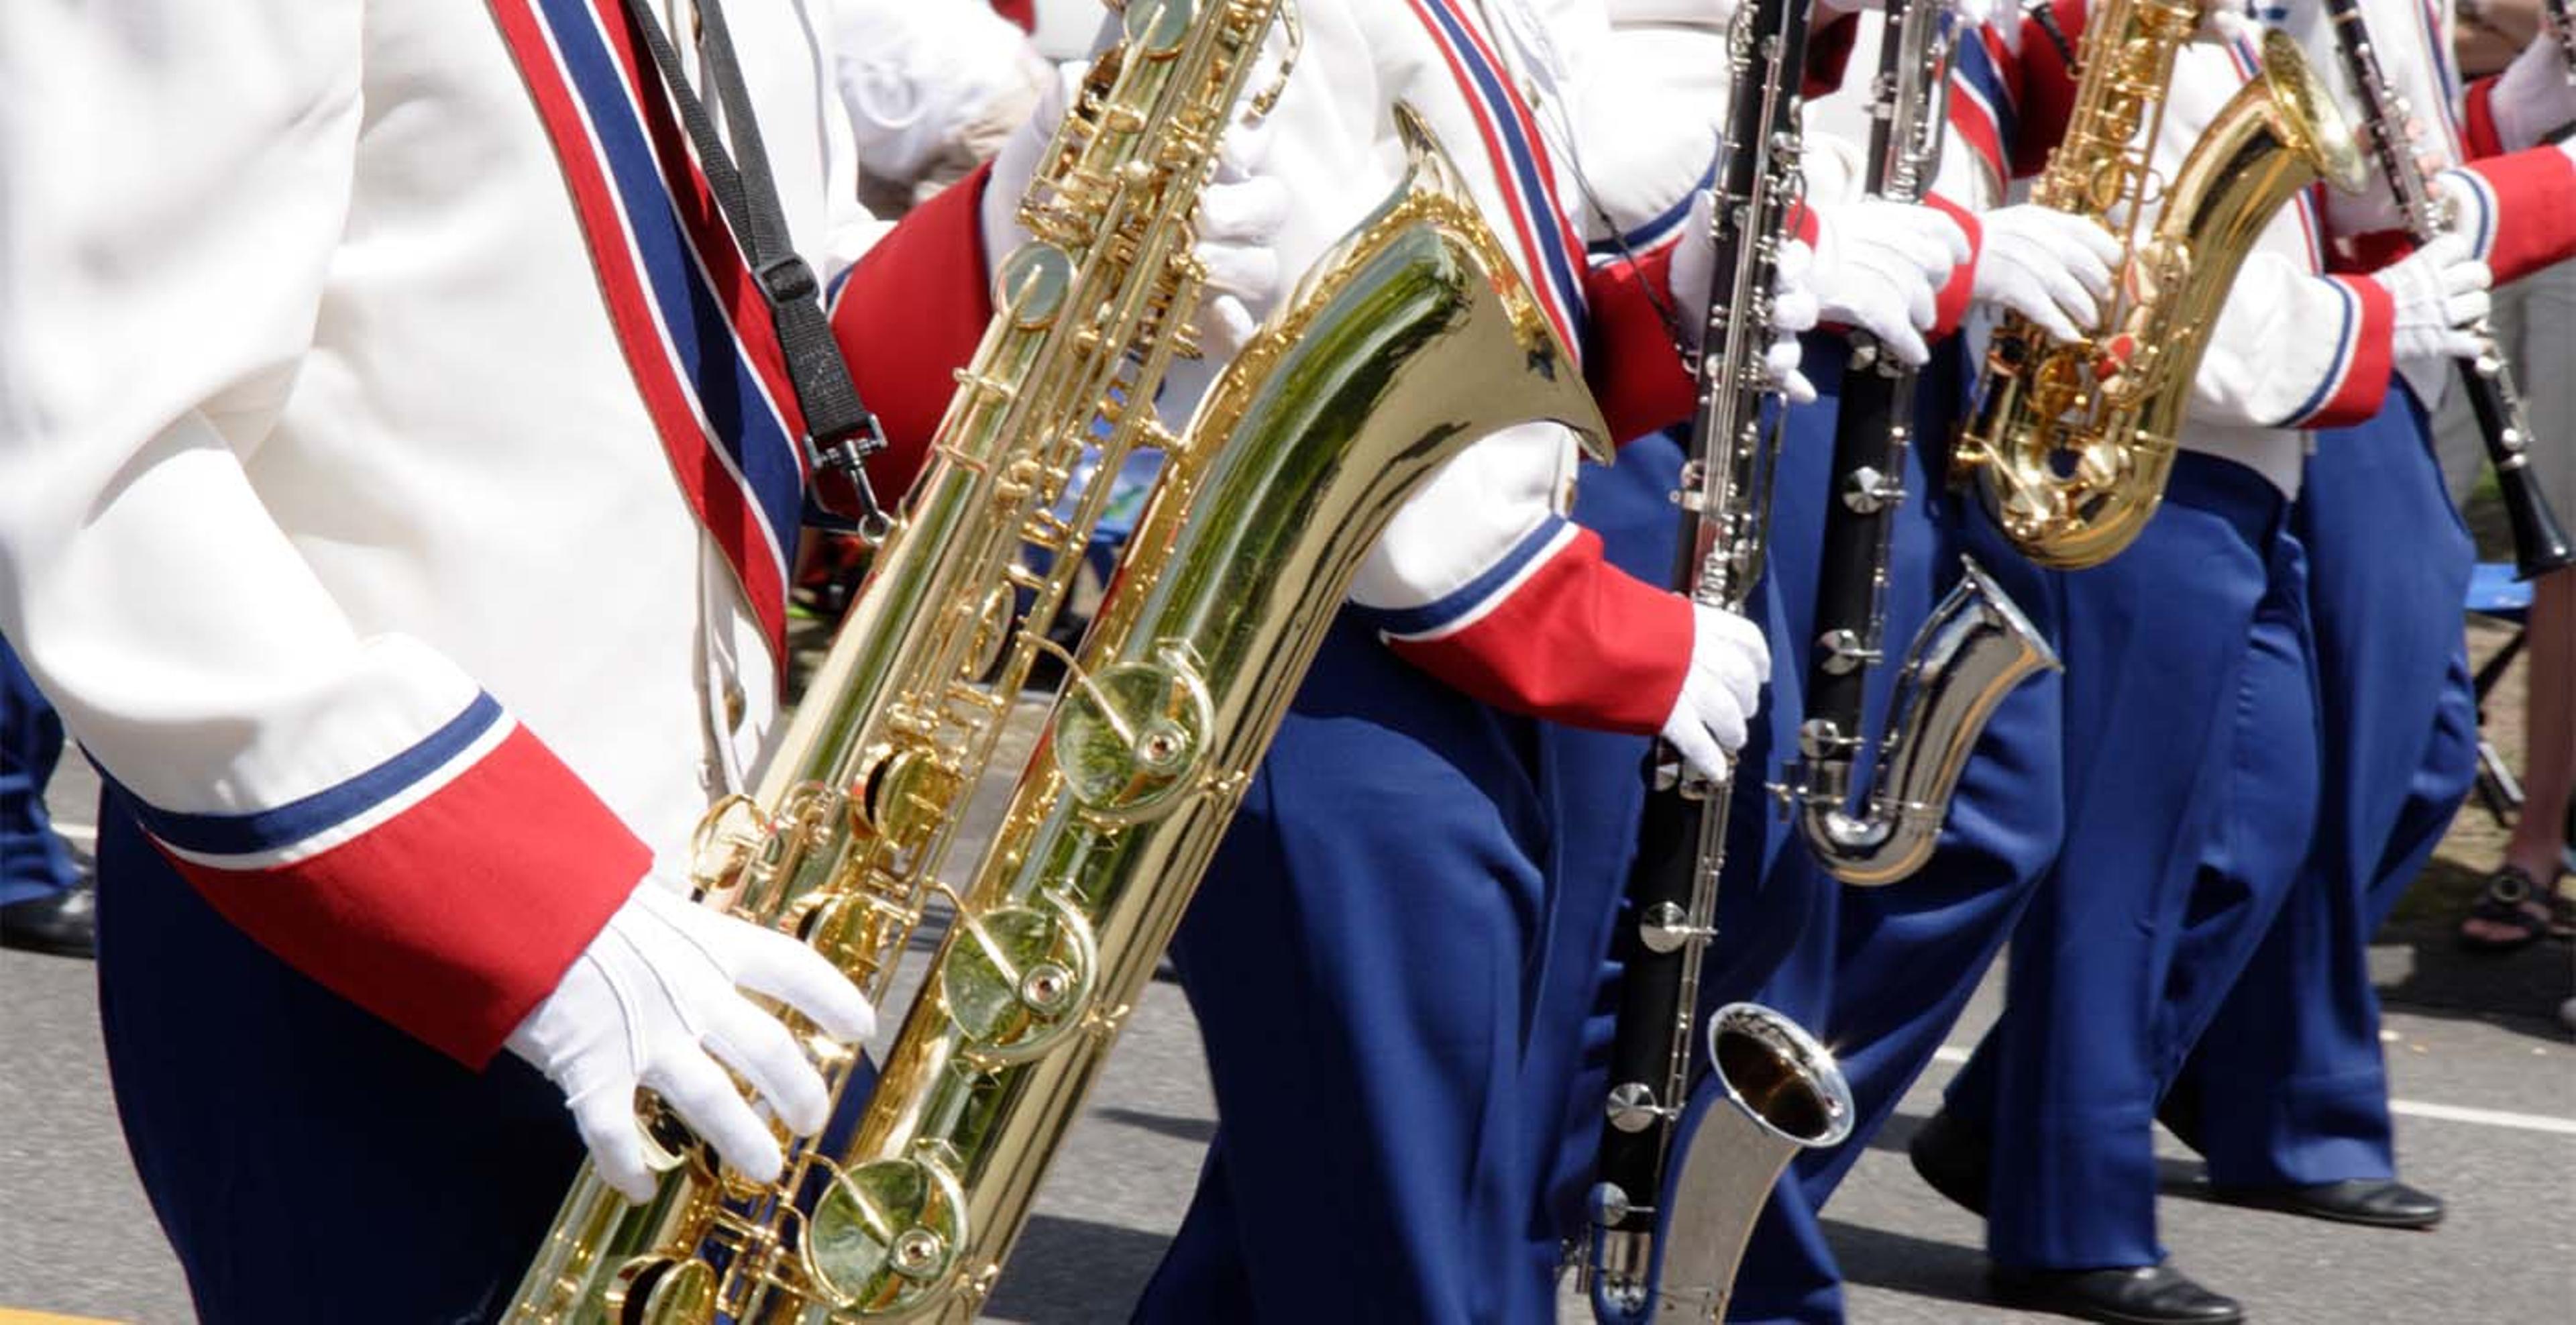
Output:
[1785, 0, 2059, 886]
[1583, 0, 1855, 1317]
[506, 4, 1611, 1321]
[1951, 0, 2365, 568]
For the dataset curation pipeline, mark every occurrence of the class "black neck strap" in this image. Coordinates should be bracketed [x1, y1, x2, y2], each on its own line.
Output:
[622, 0, 891, 537]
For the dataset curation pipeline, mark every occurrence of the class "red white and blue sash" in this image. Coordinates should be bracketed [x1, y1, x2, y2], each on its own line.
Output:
[1402, 0, 1593, 358]
[490, 0, 812, 652]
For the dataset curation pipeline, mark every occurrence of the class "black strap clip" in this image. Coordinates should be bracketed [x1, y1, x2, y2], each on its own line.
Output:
[804, 416, 896, 542]
[757, 254, 820, 307]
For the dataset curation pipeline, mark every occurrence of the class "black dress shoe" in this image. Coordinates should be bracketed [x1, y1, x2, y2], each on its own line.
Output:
[2212, 1177, 2445, 1229]
[1990, 1263, 2246, 1324]
[0, 878, 96, 959]
[1907, 1108, 1993, 1216]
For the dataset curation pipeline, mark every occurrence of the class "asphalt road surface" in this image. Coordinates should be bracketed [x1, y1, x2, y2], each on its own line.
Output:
[7, 746, 2573, 1324]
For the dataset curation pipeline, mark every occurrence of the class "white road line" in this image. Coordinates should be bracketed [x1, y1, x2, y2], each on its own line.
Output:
[1924, 1045, 2576, 1138]
[2385, 1100, 2576, 1136]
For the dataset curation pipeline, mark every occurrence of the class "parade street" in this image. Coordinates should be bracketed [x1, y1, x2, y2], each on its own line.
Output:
[4, 724, 2571, 1325]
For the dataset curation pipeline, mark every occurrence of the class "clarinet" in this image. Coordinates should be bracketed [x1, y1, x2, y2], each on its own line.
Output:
[1582, 0, 1854, 1317]
[1803, 0, 1950, 769]
[2325, 0, 2575, 576]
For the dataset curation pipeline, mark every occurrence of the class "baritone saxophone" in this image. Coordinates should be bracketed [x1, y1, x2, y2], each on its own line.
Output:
[506, 1, 1613, 1319]
[1951, 4, 2364, 568]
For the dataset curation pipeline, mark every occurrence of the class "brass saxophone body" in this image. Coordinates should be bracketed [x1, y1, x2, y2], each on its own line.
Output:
[506, 0, 1609, 1315]
[1951, 4, 2364, 568]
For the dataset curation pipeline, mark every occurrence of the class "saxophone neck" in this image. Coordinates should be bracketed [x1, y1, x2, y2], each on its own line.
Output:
[1793, 559, 2059, 886]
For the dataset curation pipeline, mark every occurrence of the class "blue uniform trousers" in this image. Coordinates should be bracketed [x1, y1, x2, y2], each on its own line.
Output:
[93, 790, 584, 1323]
[2, 637, 78, 904]
[1709, 341, 2067, 1323]
[1944, 452, 2318, 1271]
[1140, 437, 1687, 1325]
[2167, 381, 2478, 1187]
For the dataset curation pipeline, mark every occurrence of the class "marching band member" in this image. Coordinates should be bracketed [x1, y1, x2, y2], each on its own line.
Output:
[2164, 16, 2576, 1233]
[1118, 1, 1874, 1317]
[1915, 4, 2576, 1320]
[1568, 3, 2120, 1320]
[0, 3, 1285, 1316]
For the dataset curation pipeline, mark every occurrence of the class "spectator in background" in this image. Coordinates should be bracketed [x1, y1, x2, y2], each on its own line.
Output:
[0, 637, 91, 958]
[2440, 7, 2576, 948]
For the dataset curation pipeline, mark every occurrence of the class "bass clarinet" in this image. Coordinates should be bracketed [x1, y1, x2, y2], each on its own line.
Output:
[1784, 0, 2058, 887]
[1582, 0, 1854, 1317]
[2323, 0, 2575, 577]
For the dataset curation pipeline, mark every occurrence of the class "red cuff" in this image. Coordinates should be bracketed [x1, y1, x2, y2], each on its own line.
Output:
[2458, 148, 2576, 286]
[2463, 75, 2509, 160]
[1385, 529, 1694, 733]
[1584, 244, 1699, 441]
[158, 726, 651, 1067]
[1805, 12, 1862, 97]
[2297, 276, 2396, 428]
[1925, 193, 1983, 339]
[830, 162, 999, 503]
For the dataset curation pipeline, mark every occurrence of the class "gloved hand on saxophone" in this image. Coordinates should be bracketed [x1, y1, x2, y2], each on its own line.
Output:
[508, 881, 877, 1202]
[980, 50, 1293, 366]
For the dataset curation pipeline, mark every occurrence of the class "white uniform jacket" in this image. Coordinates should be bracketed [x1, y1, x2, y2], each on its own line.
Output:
[0, 1, 992, 1065]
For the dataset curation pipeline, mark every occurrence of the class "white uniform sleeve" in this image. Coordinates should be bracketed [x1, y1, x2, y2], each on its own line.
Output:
[0, 6, 473, 808]
[0, 5, 653, 1067]
[2192, 250, 2396, 431]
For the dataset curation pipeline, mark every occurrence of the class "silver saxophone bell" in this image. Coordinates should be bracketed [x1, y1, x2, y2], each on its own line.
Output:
[1588, 1004, 1854, 1321]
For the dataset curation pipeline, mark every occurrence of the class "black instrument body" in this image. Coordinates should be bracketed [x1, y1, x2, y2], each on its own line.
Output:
[1583, 0, 1816, 1316]
[2324, 0, 2573, 578]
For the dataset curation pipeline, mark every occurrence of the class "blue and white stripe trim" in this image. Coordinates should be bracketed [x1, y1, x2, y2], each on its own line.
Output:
[1588, 160, 1714, 264]
[543, 0, 805, 562]
[2281, 277, 2363, 425]
[2442, 164, 2499, 260]
[125, 694, 515, 871]
[1366, 516, 1581, 642]
[1407, 0, 1591, 351]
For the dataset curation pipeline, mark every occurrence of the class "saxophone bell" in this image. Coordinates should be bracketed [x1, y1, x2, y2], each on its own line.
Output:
[1587, 1005, 1854, 1322]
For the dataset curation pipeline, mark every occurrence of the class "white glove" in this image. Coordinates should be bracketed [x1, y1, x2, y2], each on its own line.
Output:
[1804, 199, 1971, 367]
[2373, 231, 2493, 367]
[1971, 205, 2122, 341]
[835, 0, 1052, 187]
[2489, 31, 2576, 154]
[506, 881, 877, 1203]
[1659, 601, 1772, 780]
[1670, 191, 1821, 405]
[1770, 237, 1821, 405]
[979, 61, 1290, 366]
[1187, 111, 1292, 363]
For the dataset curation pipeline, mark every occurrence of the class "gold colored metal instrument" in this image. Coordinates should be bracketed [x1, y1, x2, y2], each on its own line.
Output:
[1952, 6, 2365, 568]
[506, 1, 1611, 1318]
